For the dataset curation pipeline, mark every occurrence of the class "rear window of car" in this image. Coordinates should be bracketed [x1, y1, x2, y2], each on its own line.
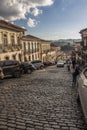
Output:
[13, 61, 19, 65]
[22, 62, 30, 66]
[4, 61, 13, 66]
[31, 60, 42, 64]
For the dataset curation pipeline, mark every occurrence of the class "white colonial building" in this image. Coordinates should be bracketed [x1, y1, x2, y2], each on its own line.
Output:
[0, 20, 26, 61]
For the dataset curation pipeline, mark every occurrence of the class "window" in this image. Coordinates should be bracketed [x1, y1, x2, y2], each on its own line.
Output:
[35, 43, 37, 52]
[32, 55, 34, 60]
[31, 60, 42, 64]
[28, 42, 30, 53]
[12, 55, 16, 60]
[5, 61, 13, 66]
[0, 61, 4, 67]
[35, 54, 37, 59]
[19, 54, 22, 62]
[29, 55, 31, 61]
[24, 56, 27, 61]
[5, 56, 9, 60]
[3, 34, 8, 46]
[31, 43, 33, 53]
[17, 37, 20, 45]
[11, 36, 15, 46]
[38, 53, 39, 58]
[23, 42, 26, 54]
[37, 43, 39, 52]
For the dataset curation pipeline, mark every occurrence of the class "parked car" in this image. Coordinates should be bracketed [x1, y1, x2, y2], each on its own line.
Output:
[56, 60, 64, 67]
[43, 61, 53, 66]
[0, 67, 4, 82]
[31, 60, 44, 69]
[20, 62, 36, 74]
[77, 67, 87, 123]
[0, 60, 22, 78]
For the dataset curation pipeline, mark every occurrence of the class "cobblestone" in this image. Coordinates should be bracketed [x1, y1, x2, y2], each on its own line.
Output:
[0, 65, 87, 130]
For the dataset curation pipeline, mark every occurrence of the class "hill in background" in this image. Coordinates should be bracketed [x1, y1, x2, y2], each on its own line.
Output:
[52, 39, 81, 46]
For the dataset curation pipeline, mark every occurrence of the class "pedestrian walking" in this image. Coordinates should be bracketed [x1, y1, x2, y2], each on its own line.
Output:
[71, 63, 80, 86]
[67, 60, 71, 71]
[72, 59, 76, 69]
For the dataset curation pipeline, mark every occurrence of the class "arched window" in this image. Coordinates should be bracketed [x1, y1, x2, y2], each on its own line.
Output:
[4, 56, 9, 60]
[12, 54, 16, 60]
[24, 56, 27, 61]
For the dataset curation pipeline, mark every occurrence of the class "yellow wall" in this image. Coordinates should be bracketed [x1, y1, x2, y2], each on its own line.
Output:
[21, 40, 41, 62]
[40, 42, 51, 61]
[0, 28, 24, 61]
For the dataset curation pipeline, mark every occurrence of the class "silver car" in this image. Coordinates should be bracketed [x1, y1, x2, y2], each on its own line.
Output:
[77, 67, 87, 123]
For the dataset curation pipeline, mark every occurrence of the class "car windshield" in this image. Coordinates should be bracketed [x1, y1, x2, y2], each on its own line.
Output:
[58, 60, 64, 63]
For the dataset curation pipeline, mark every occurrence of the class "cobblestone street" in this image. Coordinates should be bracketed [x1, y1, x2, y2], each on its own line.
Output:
[0, 65, 87, 130]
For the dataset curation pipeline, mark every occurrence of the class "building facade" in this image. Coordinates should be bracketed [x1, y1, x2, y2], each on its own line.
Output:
[21, 35, 41, 62]
[40, 40, 51, 62]
[21, 35, 52, 62]
[0, 20, 53, 62]
[80, 28, 87, 65]
[0, 20, 26, 61]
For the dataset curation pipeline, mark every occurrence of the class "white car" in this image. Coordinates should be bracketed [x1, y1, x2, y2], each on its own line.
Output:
[56, 60, 64, 67]
[77, 67, 87, 123]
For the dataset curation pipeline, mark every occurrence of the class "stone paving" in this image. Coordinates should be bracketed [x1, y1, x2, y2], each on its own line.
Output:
[0, 65, 87, 130]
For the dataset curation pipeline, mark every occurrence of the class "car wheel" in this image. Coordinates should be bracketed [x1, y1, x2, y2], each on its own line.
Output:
[40, 66, 44, 69]
[27, 69, 32, 74]
[13, 71, 21, 78]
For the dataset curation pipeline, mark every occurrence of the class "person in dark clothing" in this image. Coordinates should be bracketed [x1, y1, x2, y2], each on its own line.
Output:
[71, 64, 80, 86]
[72, 59, 76, 68]
[67, 60, 71, 71]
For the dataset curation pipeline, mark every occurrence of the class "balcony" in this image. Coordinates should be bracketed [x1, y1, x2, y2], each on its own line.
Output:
[8, 44, 21, 51]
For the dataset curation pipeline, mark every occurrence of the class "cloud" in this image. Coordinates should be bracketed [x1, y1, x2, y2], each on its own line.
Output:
[0, 0, 54, 21]
[30, 8, 43, 16]
[27, 18, 38, 27]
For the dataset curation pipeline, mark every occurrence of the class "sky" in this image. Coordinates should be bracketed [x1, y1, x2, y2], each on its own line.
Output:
[0, 0, 87, 40]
